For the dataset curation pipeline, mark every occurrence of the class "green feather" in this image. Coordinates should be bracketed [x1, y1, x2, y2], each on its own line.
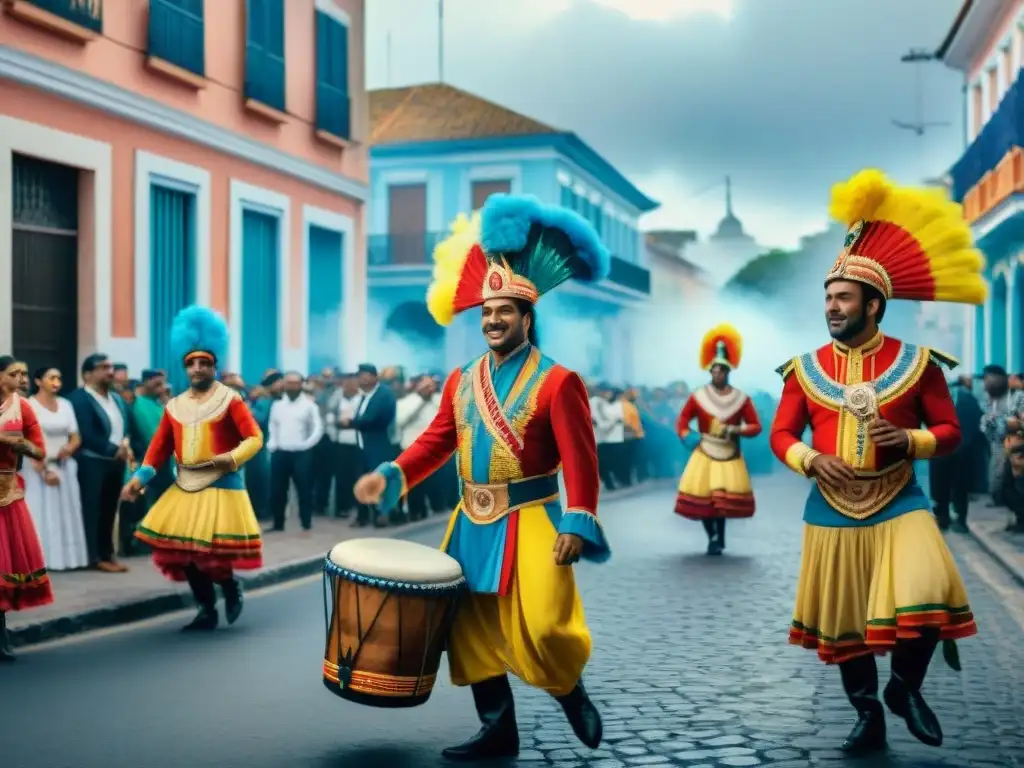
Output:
[942, 639, 962, 672]
[505, 229, 577, 297]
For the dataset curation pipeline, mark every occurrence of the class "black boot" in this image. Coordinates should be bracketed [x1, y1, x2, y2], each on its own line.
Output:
[885, 632, 943, 747]
[183, 565, 218, 632]
[442, 675, 519, 761]
[220, 578, 243, 625]
[702, 520, 722, 555]
[0, 611, 15, 663]
[716, 518, 727, 551]
[838, 654, 886, 754]
[556, 681, 603, 748]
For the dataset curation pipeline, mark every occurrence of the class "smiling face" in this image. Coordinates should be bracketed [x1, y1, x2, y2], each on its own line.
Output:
[824, 279, 878, 341]
[481, 298, 529, 355]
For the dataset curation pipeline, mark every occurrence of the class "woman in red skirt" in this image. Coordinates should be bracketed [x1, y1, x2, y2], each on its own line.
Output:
[0, 354, 53, 662]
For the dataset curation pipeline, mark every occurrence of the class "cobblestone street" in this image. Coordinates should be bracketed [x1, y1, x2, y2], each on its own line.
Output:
[3, 473, 1023, 768]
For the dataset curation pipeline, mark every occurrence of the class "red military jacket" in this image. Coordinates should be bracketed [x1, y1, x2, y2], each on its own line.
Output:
[770, 332, 960, 518]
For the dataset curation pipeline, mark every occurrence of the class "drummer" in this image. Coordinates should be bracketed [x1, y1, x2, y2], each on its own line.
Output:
[355, 195, 611, 762]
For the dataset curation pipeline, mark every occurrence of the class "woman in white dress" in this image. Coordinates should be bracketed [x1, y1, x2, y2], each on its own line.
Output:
[23, 367, 89, 570]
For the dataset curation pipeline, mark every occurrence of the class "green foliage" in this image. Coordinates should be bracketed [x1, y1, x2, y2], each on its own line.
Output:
[724, 248, 799, 294]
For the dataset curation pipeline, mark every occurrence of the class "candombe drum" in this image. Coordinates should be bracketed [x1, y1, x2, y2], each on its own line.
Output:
[321, 538, 466, 708]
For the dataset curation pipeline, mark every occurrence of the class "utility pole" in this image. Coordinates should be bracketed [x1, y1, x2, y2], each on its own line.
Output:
[892, 48, 950, 176]
[438, 0, 445, 83]
[386, 31, 393, 87]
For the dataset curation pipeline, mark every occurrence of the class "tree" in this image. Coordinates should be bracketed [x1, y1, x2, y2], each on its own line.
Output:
[724, 248, 799, 295]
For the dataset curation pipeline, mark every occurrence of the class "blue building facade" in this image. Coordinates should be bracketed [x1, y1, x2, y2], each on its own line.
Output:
[367, 85, 658, 381]
[939, 1, 1024, 374]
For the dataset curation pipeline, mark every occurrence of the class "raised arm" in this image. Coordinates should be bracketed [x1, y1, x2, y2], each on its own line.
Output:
[736, 396, 762, 438]
[770, 371, 816, 476]
[550, 369, 610, 563]
[376, 370, 461, 513]
[226, 396, 264, 468]
[131, 410, 176, 486]
[907, 362, 961, 459]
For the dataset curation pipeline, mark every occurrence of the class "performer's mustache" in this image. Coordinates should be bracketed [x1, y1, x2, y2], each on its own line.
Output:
[828, 313, 845, 321]
[485, 324, 508, 333]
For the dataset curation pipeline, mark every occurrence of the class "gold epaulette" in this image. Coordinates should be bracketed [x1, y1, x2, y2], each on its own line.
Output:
[926, 348, 960, 370]
[775, 358, 796, 379]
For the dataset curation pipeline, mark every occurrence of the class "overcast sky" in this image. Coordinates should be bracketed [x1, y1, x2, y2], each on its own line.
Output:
[365, 0, 966, 249]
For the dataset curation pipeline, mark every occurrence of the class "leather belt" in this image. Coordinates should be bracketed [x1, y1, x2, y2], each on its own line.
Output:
[461, 473, 560, 525]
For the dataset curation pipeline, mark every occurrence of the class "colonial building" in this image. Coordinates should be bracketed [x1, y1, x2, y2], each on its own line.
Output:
[367, 83, 658, 382]
[0, 0, 368, 389]
[938, 0, 1024, 373]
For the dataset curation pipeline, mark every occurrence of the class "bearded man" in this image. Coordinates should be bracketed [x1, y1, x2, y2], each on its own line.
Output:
[770, 169, 982, 756]
[355, 195, 611, 762]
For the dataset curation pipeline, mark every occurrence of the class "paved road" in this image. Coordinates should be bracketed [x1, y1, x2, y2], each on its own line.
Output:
[4, 474, 1024, 768]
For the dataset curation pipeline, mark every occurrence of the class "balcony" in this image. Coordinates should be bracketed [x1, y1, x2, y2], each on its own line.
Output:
[952, 70, 1024, 206]
[607, 255, 651, 295]
[147, 0, 205, 88]
[4, 0, 102, 41]
[369, 232, 445, 267]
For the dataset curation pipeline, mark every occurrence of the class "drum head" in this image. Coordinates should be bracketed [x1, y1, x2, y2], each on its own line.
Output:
[328, 538, 464, 585]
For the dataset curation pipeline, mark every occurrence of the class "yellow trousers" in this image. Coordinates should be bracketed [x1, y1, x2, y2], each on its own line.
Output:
[440, 504, 591, 697]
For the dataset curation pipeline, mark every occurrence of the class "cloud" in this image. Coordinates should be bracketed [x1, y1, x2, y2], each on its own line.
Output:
[368, 0, 966, 245]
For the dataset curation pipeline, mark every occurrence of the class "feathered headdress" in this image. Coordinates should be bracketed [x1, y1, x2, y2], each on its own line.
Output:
[425, 194, 611, 326]
[700, 323, 743, 371]
[170, 305, 229, 366]
[825, 169, 987, 304]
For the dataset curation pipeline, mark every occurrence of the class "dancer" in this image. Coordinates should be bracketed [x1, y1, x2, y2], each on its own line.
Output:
[355, 194, 611, 761]
[0, 355, 53, 661]
[121, 306, 264, 631]
[770, 169, 983, 754]
[674, 323, 760, 554]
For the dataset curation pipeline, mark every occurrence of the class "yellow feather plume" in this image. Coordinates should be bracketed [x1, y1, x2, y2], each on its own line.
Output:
[426, 212, 481, 326]
[828, 169, 987, 305]
[700, 323, 743, 370]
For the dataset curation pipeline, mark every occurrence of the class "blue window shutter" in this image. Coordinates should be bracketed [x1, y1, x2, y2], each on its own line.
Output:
[241, 210, 280, 383]
[148, 0, 206, 77]
[315, 10, 350, 139]
[150, 185, 196, 392]
[245, 0, 286, 112]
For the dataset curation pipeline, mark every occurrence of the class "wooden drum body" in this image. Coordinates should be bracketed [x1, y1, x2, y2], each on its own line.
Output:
[321, 538, 466, 708]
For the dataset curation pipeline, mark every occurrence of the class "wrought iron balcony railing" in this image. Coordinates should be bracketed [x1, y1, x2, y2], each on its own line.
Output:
[24, 0, 102, 32]
[368, 232, 446, 266]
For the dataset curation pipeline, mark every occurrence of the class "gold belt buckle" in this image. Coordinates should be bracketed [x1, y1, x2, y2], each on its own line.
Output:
[462, 482, 511, 524]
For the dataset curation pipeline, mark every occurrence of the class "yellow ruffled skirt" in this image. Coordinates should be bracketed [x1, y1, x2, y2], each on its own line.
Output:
[135, 486, 263, 582]
[675, 448, 755, 520]
[439, 504, 591, 698]
[790, 509, 977, 664]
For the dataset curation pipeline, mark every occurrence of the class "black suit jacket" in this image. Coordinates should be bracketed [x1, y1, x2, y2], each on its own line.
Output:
[951, 387, 984, 456]
[67, 387, 133, 461]
[352, 386, 397, 468]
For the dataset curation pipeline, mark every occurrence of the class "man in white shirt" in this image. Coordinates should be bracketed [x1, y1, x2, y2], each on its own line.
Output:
[590, 383, 624, 491]
[267, 372, 323, 531]
[395, 375, 442, 520]
[323, 373, 363, 518]
[67, 353, 133, 572]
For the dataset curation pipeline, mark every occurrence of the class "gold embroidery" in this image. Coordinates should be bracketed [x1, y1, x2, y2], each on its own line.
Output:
[817, 462, 913, 520]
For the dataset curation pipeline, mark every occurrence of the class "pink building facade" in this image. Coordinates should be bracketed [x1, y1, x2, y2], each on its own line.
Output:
[0, 0, 368, 385]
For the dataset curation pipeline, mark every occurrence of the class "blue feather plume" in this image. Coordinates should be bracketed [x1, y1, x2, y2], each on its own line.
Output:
[170, 305, 229, 366]
[480, 194, 611, 284]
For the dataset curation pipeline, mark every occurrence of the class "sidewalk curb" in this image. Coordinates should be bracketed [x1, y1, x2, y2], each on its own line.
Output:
[967, 521, 1024, 588]
[12, 481, 664, 648]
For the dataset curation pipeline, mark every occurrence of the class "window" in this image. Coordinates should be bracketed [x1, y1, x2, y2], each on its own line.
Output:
[471, 179, 511, 209]
[148, 0, 205, 77]
[971, 83, 982, 140]
[245, 0, 286, 112]
[560, 185, 572, 210]
[316, 9, 350, 140]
